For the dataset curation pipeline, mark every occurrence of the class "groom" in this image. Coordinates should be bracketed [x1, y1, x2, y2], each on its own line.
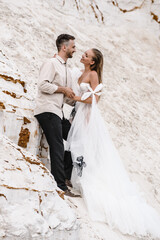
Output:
[34, 34, 78, 197]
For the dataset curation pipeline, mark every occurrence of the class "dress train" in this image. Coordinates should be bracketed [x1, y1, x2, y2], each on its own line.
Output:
[67, 71, 160, 238]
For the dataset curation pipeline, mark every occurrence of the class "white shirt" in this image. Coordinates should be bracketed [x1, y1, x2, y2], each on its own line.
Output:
[34, 55, 72, 119]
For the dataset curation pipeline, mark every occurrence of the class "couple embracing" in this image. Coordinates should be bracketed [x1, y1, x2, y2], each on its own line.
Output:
[34, 34, 160, 238]
[34, 34, 102, 195]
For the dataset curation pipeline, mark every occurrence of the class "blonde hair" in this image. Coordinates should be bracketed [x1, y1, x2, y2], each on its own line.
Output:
[90, 48, 103, 83]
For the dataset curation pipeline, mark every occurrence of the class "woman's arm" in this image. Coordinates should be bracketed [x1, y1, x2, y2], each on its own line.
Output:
[73, 95, 92, 104]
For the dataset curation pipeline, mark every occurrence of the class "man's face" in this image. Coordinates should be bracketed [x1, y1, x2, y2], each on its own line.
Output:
[65, 40, 76, 58]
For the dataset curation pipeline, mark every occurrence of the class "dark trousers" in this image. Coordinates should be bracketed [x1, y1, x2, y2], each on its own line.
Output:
[35, 112, 72, 191]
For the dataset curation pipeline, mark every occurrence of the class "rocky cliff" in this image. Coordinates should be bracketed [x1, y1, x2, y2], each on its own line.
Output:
[0, 0, 160, 239]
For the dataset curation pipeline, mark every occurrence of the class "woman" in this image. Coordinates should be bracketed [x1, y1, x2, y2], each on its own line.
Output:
[67, 48, 160, 238]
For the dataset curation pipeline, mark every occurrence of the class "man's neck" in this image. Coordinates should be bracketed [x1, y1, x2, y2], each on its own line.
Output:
[58, 52, 67, 63]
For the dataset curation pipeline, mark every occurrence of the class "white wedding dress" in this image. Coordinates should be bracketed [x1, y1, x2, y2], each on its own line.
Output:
[67, 69, 160, 238]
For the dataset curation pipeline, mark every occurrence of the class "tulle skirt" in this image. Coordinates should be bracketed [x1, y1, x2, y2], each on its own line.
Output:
[67, 98, 160, 239]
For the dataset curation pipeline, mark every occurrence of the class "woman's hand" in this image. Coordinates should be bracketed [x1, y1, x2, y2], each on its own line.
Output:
[72, 96, 79, 101]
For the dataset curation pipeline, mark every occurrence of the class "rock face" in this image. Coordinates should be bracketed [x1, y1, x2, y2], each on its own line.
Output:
[0, 135, 77, 239]
[0, 50, 48, 166]
[0, 0, 160, 239]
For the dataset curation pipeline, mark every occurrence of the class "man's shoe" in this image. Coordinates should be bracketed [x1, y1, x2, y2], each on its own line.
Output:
[65, 179, 73, 188]
[64, 189, 80, 198]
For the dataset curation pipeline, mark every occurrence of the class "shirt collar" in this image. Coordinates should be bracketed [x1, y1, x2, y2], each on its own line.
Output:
[56, 55, 66, 64]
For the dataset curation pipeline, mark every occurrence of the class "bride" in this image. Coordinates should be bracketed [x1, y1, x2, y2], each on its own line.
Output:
[67, 48, 160, 238]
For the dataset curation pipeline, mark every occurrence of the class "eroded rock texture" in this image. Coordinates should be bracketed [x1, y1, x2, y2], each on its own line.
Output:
[0, 0, 160, 239]
[0, 135, 77, 239]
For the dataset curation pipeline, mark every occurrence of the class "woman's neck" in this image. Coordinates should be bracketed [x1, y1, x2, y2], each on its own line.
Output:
[84, 65, 91, 73]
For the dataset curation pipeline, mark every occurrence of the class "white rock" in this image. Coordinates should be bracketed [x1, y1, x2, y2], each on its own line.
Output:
[0, 135, 78, 239]
[0, 0, 160, 239]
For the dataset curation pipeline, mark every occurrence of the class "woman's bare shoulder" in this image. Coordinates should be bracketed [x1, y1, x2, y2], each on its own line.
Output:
[88, 71, 99, 84]
[89, 70, 98, 77]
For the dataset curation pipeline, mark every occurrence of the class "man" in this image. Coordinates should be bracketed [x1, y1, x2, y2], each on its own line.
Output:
[34, 34, 78, 197]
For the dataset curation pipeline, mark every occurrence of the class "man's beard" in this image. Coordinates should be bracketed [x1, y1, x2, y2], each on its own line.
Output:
[66, 52, 73, 58]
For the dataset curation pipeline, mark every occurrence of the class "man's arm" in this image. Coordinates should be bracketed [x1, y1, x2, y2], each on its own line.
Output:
[55, 86, 75, 98]
[38, 60, 58, 94]
[38, 60, 75, 98]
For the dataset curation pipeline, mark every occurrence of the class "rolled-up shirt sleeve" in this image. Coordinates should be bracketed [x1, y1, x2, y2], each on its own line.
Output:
[38, 60, 58, 94]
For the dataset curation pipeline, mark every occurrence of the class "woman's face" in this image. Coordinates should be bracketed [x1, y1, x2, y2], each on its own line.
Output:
[80, 49, 95, 66]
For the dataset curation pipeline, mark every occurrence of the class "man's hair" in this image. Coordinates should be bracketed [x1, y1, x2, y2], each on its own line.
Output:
[56, 34, 75, 52]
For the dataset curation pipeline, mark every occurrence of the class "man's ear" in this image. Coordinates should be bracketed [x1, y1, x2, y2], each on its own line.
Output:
[61, 44, 66, 52]
[62, 44, 66, 52]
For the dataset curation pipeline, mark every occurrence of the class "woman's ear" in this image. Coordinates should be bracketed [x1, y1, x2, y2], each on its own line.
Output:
[90, 60, 95, 66]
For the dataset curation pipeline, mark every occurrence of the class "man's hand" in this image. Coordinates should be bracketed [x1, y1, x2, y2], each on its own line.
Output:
[64, 87, 75, 98]
[55, 86, 75, 98]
